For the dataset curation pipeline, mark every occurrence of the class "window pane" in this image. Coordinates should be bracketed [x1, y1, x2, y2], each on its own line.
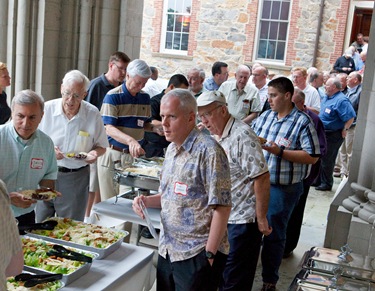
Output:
[167, 14, 175, 31]
[269, 22, 278, 40]
[262, 1, 271, 19]
[276, 41, 286, 60]
[181, 33, 189, 50]
[165, 32, 173, 49]
[260, 21, 270, 38]
[280, 2, 290, 20]
[258, 40, 268, 58]
[271, 1, 280, 20]
[168, 0, 176, 11]
[278, 22, 288, 40]
[268, 40, 276, 58]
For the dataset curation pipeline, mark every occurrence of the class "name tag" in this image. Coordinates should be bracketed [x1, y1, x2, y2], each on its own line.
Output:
[243, 99, 250, 109]
[30, 158, 44, 169]
[325, 108, 331, 114]
[276, 137, 291, 148]
[137, 119, 144, 127]
[174, 182, 188, 196]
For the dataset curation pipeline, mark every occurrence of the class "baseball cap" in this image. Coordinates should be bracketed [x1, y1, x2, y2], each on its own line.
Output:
[196, 91, 227, 107]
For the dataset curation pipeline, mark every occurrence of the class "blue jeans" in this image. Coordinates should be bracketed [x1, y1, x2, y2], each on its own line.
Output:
[261, 182, 303, 284]
[220, 222, 262, 290]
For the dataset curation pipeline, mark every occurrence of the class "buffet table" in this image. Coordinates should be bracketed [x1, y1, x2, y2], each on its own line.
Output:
[92, 196, 161, 229]
[63, 243, 155, 290]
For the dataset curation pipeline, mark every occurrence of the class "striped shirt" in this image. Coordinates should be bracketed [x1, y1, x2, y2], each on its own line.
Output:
[101, 83, 151, 149]
[253, 107, 320, 185]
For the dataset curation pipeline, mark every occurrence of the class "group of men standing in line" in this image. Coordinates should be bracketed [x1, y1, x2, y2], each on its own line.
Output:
[0, 49, 361, 291]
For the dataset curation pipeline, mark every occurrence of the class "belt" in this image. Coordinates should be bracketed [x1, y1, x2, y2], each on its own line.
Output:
[58, 165, 89, 173]
[110, 145, 130, 154]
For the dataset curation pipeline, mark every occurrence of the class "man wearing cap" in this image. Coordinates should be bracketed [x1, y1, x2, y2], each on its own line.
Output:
[197, 90, 272, 290]
[333, 49, 356, 74]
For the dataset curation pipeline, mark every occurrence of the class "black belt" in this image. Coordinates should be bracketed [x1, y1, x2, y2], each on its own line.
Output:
[110, 145, 130, 154]
[58, 165, 89, 173]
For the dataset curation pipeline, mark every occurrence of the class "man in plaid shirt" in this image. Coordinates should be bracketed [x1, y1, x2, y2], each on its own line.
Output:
[252, 77, 321, 291]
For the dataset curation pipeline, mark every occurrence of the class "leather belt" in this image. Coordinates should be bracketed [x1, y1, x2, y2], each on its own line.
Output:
[110, 145, 130, 154]
[58, 165, 89, 173]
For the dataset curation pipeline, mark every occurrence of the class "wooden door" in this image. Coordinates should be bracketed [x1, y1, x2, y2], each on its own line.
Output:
[350, 8, 373, 43]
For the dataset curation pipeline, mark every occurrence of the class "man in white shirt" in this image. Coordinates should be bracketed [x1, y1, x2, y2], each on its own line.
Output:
[37, 70, 109, 222]
[291, 67, 321, 114]
[219, 65, 261, 124]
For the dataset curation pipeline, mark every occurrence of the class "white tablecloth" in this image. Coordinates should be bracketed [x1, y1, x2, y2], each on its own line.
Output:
[92, 196, 161, 229]
[63, 243, 155, 290]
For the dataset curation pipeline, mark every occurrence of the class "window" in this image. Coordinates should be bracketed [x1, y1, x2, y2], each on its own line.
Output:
[160, 0, 192, 55]
[256, 0, 291, 62]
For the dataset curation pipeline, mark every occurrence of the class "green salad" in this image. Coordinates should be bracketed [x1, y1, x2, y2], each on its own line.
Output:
[7, 276, 63, 290]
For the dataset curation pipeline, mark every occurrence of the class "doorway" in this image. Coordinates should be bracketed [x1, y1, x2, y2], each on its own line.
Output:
[350, 8, 373, 42]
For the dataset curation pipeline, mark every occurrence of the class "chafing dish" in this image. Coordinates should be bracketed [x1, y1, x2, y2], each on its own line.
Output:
[300, 246, 375, 282]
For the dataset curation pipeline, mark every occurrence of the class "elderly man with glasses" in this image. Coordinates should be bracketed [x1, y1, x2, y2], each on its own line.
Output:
[37, 70, 109, 222]
[197, 90, 271, 290]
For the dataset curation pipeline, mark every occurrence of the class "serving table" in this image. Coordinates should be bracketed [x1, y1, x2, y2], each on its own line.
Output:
[63, 242, 155, 290]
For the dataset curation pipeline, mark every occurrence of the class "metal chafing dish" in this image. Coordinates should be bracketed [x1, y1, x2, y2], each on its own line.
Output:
[113, 157, 162, 195]
[289, 268, 375, 290]
[300, 245, 375, 283]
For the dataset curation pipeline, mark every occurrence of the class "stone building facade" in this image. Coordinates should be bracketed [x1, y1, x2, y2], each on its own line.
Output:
[140, 0, 373, 78]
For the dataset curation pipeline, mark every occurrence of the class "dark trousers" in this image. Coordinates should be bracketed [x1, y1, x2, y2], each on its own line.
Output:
[157, 250, 227, 291]
[284, 179, 310, 255]
[220, 222, 262, 291]
[319, 130, 344, 189]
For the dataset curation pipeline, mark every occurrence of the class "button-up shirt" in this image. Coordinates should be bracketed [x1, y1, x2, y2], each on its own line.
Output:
[159, 128, 231, 262]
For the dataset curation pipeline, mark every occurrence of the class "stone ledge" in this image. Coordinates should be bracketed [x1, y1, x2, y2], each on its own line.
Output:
[151, 52, 194, 61]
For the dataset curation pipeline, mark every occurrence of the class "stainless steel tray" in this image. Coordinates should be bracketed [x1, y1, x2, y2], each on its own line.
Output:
[7, 271, 65, 290]
[21, 236, 97, 285]
[301, 247, 375, 282]
[289, 268, 375, 290]
[118, 173, 160, 191]
[26, 218, 128, 259]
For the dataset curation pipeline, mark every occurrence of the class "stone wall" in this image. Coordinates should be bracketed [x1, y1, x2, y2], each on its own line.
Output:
[140, 0, 354, 79]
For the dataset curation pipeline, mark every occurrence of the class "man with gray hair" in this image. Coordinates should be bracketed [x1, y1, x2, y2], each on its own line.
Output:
[0, 90, 57, 226]
[219, 64, 261, 124]
[133, 88, 231, 291]
[99, 59, 163, 200]
[315, 77, 356, 191]
[187, 67, 205, 97]
[37, 70, 108, 221]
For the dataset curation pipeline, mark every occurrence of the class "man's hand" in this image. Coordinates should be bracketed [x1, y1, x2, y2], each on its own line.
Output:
[132, 195, 147, 219]
[54, 146, 64, 160]
[262, 141, 281, 156]
[10, 192, 37, 208]
[257, 217, 272, 236]
[85, 152, 98, 164]
[128, 140, 146, 158]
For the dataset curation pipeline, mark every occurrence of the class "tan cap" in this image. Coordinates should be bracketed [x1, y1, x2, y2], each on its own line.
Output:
[196, 91, 226, 107]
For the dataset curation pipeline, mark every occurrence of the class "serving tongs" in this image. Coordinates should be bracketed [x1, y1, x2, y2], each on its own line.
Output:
[47, 244, 93, 263]
[15, 273, 62, 287]
[19, 220, 58, 232]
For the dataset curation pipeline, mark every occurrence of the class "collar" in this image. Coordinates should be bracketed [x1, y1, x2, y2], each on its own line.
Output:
[170, 127, 199, 154]
[9, 122, 39, 145]
[52, 98, 87, 121]
[216, 116, 235, 141]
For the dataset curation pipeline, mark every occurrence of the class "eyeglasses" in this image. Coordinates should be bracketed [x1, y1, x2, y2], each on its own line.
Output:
[198, 105, 223, 121]
[113, 62, 127, 73]
[62, 90, 82, 99]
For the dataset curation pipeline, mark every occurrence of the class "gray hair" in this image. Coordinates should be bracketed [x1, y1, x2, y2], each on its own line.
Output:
[11, 89, 44, 112]
[188, 67, 205, 79]
[331, 77, 342, 89]
[62, 70, 90, 91]
[236, 65, 251, 75]
[127, 59, 152, 78]
[161, 88, 197, 115]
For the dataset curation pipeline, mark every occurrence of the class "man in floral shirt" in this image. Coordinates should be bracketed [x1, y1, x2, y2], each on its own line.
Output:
[133, 88, 231, 291]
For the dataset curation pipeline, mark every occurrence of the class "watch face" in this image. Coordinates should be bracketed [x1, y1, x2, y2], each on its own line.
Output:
[206, 251, 215, 259]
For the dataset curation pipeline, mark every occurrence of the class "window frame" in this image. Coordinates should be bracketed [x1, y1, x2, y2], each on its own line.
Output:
[159, 0, 192, 55]
[254, 0, 292, 64]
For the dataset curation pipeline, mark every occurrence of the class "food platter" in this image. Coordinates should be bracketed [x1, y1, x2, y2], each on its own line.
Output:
[26, 217, 128, 259]
[21, 236, 97, 285]
[7, 271, 64, 290]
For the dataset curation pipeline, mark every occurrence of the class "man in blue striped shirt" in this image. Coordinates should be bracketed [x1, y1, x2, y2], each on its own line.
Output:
[253, 77, 320, 291]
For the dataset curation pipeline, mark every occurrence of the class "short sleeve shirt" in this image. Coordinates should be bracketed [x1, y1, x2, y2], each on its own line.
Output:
[253, 107, 321, 185]
[217, 117, 268, 223]
[219, 80, 261, 120]
[159, 128, 232, 262]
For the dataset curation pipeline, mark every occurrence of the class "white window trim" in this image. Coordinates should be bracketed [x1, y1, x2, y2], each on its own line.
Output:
[253, 0, 292, 65]
[159, 1, 190, 56]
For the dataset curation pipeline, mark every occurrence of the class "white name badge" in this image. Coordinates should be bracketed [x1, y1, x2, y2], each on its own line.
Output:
[137, 119, 144, 127]
[174, 182, 188, 196]
[325, 108, 331, 114]
[30, 158, 44, 169]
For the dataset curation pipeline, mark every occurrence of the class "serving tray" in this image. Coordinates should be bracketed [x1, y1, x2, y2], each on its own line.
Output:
[21, 236, 97, 285]
[26, 217, 128, 259]
[7, 271, 64, 291]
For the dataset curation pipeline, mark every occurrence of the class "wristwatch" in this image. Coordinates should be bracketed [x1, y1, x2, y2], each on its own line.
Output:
[206, 251, 216, 259]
